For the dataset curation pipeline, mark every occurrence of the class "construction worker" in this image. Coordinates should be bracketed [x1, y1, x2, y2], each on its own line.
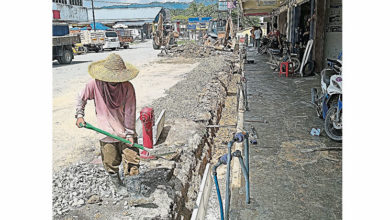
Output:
[75, 53, 139, 196]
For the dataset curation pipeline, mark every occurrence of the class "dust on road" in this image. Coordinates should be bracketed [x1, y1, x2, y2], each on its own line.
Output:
[53, 40, 198, 171]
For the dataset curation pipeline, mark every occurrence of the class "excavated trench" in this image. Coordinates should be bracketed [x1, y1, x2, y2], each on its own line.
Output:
[140, 53, 242, 219]
[52, 49, 241, 220]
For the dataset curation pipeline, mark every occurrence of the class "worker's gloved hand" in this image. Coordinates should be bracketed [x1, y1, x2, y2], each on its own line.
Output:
[126, 137, 134, 147]
[76, 117, 86, 128]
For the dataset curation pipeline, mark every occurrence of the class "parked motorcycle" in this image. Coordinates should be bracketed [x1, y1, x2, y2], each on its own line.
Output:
[265, 39, 300, 74]
[311, 58, 342, 141]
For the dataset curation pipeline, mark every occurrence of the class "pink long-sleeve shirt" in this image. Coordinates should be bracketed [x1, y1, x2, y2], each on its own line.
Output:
[76, 79, 136, 142]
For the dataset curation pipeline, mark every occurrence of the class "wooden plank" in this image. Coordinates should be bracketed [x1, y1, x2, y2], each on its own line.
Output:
[191, 163, 212, 220]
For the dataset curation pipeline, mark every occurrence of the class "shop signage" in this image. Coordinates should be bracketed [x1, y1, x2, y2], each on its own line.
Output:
[218, 1, 228, 11]
[188, 17, 200, 23]
[53, 10, 61, 19]
[189, 17, 212, 23]
[187, 24, 196, 30]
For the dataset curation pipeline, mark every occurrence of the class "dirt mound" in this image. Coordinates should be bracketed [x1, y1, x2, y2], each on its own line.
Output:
[161, 42, 232, 58]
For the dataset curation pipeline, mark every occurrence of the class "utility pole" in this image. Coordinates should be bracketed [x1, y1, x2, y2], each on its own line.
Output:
[237, 3, 240, 33]
[91, 0, 96, 32]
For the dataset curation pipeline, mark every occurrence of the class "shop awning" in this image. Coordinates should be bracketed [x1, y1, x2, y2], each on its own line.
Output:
[238, 0, 281, 16]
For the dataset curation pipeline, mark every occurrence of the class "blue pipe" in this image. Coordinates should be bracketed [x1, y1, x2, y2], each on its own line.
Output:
[244, 135, 250, 204]
[238, 154, 250, 204]
[232, 150, 250, 204]
[213, 173, 224, 220]
[212, 160, 224, 220]
[244, 134, 249, 174]
[225, 141, 233, 220]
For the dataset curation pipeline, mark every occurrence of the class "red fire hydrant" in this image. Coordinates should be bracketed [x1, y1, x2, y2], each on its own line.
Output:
[140, 107, 155, 159]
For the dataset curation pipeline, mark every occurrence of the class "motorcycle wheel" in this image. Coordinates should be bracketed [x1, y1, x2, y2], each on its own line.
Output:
[324, 105, 342, 142]
[291, 57, 301, 73]
[303, 60, 315, 76]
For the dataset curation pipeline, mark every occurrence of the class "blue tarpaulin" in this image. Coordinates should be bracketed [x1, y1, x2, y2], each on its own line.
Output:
[80, 22, 110, 30]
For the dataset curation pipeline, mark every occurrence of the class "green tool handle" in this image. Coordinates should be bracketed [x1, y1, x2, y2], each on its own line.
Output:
[80, 122, 146, 151]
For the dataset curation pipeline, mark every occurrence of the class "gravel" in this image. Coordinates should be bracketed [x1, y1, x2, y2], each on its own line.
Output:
[52, 162, 118, 217]
[163, 42, 223, 58]
[151, 49, 237, 122]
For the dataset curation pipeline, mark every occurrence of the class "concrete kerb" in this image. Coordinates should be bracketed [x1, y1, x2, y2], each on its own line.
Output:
[231, 87, 245, 189]
[191, 72, 246, 219]
[229, 68, 246, 218]
[191, 163, 212, 220]
[231, 79, 245, 188]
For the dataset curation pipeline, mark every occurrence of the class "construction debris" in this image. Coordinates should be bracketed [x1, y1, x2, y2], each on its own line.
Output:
[161, 42, 232, 58]
[52, 163, 114, 216]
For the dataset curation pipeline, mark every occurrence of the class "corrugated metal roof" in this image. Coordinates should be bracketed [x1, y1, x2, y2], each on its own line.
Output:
[88, 7, 162, 22]
[115, 21, 151, 27]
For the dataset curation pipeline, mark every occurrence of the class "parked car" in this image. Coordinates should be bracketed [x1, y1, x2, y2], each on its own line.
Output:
[102, 31, 120, 50]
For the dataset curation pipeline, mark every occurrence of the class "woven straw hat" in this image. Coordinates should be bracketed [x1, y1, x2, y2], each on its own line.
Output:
[88, 53, 139, 82]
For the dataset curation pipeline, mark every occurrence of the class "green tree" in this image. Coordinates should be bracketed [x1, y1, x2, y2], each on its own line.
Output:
[171, 2, 218, 22]
[171, 1, 259, 29]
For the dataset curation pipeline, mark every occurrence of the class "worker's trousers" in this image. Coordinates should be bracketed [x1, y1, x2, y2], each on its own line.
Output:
[100, 140, 140, 176]
[255, 39, 261, 48]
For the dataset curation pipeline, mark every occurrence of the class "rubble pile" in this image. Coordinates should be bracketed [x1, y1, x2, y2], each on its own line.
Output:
[52, 162, 115, 216]
[152, 54, 237, 122]
[162, 42, 232, 58]
[53, 160, 177, 219]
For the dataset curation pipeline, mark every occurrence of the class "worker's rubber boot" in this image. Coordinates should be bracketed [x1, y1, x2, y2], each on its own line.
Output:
[109, 173, 128, 197]
[140, 150, 156, 160]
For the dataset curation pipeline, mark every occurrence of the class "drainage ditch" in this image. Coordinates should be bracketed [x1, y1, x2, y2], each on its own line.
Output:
[52, 50, 241, 220]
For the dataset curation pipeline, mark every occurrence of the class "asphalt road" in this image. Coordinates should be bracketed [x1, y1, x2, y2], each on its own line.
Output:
[52, 40, 198, 171]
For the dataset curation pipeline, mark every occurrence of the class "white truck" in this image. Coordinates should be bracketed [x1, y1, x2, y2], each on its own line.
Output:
[80, 30, 120, 52]
[79, 30, 105, 52]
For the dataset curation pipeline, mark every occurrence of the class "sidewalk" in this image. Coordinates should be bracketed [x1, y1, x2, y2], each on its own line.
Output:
[230, 53, 342, 219]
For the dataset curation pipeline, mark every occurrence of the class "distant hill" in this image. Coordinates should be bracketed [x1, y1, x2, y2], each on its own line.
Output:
[100, 0, 217, 10]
